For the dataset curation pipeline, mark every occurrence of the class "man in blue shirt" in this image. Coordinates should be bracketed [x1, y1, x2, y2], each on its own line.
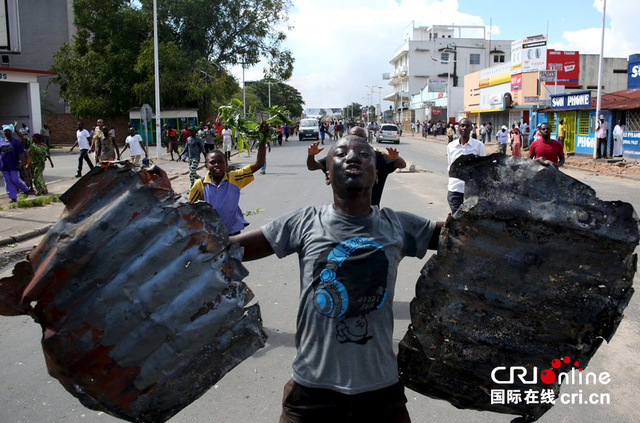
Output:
[1, 124, 30, 202]
[188, 142, 266, 235]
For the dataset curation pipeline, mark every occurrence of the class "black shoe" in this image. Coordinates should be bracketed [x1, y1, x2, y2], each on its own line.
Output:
[10, 198, 17, 203]
[75, 173, 82, 177]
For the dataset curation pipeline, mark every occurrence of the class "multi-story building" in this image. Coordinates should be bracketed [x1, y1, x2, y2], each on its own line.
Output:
[385, 24, 513, 130]
[1, 0, 74, 132]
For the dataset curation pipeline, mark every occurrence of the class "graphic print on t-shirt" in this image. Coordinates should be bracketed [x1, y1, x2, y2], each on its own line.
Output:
[312, 237, 389, 345]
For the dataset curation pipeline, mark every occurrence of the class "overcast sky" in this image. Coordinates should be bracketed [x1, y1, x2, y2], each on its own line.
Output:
[232, 0, 638, 111]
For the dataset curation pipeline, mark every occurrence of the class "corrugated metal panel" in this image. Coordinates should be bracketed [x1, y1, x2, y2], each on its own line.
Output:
[399, 154, 638, 421]
[0, 163, 266, 423]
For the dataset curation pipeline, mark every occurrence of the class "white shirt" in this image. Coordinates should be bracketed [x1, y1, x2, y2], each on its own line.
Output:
[126, 134, 144, 156]
[222, 128, 232, 144]
[447, 137, 487, 193]
[77, 129, 91, 150]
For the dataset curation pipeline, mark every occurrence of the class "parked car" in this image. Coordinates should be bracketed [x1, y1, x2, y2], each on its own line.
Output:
[377, 124, 400, 144]
[299, 118, 319, 141]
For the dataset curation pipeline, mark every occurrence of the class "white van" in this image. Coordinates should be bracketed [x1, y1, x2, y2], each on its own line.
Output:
[299, 118, 319, 141]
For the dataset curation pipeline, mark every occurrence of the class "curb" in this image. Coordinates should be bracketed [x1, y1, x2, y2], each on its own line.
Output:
[0, 225, 52, 247]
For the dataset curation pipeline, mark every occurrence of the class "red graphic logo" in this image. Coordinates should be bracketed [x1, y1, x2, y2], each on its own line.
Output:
[541, 355, 582, 385]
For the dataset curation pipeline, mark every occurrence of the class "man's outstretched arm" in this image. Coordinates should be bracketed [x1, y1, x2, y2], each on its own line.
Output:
[230, 228, 275, 261]
[306, 141, 325, 171]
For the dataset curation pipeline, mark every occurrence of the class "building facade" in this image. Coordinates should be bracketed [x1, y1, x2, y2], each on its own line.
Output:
[1, 0, 74, 133]
[386, 24, 513, 131]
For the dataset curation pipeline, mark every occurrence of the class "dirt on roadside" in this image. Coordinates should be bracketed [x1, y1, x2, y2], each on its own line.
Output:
[564, 155, 640, 178]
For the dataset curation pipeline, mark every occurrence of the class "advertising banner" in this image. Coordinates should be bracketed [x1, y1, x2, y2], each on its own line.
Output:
[550, 91, 591, 109]
[510, 39, 523, 75]
[428, 79, 447, 93]
[628, 54, 640, 89]
[623, 131, 640, 158]
[522, 35, 547, 73]
[510, 74, 522, 91]
[547, 50, 579, 86]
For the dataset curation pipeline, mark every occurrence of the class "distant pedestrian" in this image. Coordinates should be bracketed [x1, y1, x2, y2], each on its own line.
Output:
[509, 124, 522, 157]
[165, 125, 180, 161]
[221, 125, 233, 162]
[121, 127, 148, 165]
[183, 126, 206, 187]
[40, 124, 51, 154]
[27, 133, 54, 195]
[595, 115, 610, 159]
[613, 120, 625, 157]
[557, 119, 566, 149]
[496, 125, 509, 154]
[69, 122, 94, 177]
[529, 122, 565, 168]
[95, 125, 121, 162]
[446, 118, 487, 214]
[1, 124, 31, 202]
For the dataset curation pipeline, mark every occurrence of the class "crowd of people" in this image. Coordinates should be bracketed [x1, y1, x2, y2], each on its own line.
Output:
[1, 123, 55, 201]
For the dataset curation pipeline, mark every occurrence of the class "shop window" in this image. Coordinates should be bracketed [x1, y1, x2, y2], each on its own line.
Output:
[470, 54, 480, 65]
[627, 108, 640, 131]
[577, 111, 590, 135]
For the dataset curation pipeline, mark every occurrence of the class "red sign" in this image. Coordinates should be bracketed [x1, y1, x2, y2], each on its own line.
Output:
[431, 108, 441, 116]
[546, 49, 579, 86]
[511, 74, 523, 91]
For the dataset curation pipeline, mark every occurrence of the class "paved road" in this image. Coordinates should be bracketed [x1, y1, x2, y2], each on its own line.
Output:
[1, 134, 639, 423]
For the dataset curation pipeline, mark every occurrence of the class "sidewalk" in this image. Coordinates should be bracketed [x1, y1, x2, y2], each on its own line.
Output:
[0, 154, 198, 248]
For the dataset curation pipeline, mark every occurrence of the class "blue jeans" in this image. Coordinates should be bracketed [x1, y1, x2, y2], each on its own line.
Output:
[447, 190, 464, 214]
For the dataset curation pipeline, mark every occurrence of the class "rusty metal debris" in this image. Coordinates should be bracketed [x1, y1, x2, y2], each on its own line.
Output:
[399, 154, 638, 422]
[0, 163, 266, 423]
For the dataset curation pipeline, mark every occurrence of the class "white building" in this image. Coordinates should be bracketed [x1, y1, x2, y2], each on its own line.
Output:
[386, 24, 513, 131]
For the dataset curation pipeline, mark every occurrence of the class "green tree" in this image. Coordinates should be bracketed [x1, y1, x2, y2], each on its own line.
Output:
[50, 0, 295, 118]
[343, 103, 363, 120]
[246, 79, 304, 118]
[152, 0, 294, 80]
[51, 0, 148, 117]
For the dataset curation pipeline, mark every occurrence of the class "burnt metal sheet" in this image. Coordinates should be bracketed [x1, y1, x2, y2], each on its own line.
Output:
[0, 163, 266, 423]
[399, 154, 638, 422]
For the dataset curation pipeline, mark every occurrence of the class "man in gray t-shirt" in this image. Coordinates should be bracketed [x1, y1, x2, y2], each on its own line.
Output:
[231, 135, 442, 422]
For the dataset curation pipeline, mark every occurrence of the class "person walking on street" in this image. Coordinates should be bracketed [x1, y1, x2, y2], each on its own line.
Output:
[596, 115, 609, 159]
[496, 125, 509, 154]
[446, 118, 487, 214]
[27, 133, 54, 195]
[1, 124, 31, 202]
[557, 119, 566, 149]
[509, 124, 523, 158]
[95, 125, 121, 162]
[230, 134, 443, 423]
[40, 124, 51, 154]
[121, 127, 148, 165]
[69, 122, 94, 177]
[183, 126, 207, 187]
[613, 120, 625, 157]
[529, 122, 565, 168]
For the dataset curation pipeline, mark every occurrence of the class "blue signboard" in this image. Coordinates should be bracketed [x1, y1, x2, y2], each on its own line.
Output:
[575, 134, 596, 155]
[623, 131, 640, 158]
[629, 54, 640, 89]
[550, 91, 591, 109]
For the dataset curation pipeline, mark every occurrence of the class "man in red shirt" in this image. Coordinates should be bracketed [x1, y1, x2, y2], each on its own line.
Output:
[528, 122, 564, 168]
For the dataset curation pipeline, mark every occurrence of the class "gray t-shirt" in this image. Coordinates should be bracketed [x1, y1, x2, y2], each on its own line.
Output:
[262, 204, 436, 394]
[185, 136, 205, 160]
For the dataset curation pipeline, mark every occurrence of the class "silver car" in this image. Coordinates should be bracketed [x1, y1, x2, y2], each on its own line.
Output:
[377, 124, 400, 144]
